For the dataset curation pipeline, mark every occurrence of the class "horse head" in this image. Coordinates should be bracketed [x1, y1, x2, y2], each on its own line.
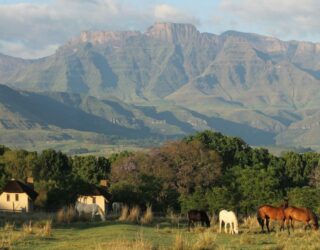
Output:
[234, 224, 239, 234]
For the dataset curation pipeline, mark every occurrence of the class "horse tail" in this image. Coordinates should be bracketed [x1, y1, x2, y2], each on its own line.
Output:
[203, 212, 210, 227]
[311, 211, 319, 229]
[98, 206, 106, 221]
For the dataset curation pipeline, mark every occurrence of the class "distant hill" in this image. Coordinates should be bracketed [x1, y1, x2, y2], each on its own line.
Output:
[1, 23, 320, 150]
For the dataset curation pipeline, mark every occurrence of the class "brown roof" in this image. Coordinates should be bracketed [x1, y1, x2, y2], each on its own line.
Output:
[2, 179, 38, 201]
[79, 185, 112, 201]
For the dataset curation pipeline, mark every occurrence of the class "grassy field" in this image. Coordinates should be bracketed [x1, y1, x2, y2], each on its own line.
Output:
[1, 214, 320, 250]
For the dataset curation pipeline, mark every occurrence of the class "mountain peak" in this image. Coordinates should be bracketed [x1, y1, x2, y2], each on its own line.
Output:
[145, 22, 200, 43]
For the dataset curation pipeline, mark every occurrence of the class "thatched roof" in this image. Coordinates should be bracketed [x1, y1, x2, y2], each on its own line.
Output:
[78, 185, 112, 201]
[1, 179, 38, 201]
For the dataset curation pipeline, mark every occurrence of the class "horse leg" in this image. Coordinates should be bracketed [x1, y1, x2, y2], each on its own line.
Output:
[280, 219, 284, 231]
[258, 217, 265, 233]
[291, 219, 294, 231]
[266, 218, 270, 233]
[261, 219, 265, 233]
[225, 222, 228, 234]
[92, 210, 95, 221]
[219, 219, 222, 233]
[286, 218, 291, 234]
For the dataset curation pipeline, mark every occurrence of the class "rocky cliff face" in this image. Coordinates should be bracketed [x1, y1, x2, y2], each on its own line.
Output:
[145, 22, 201, 43]
[74, 30, 141, 45]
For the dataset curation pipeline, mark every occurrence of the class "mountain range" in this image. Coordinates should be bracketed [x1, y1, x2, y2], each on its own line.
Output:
[1, 23, 320, 151]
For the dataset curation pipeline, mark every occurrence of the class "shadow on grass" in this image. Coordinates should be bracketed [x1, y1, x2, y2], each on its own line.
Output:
[53, 217, 190, 231]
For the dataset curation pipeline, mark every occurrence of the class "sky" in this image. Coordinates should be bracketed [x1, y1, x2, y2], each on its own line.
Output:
[1, 0, 320, 59]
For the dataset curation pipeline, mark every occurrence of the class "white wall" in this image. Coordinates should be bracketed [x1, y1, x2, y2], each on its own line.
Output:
[0, 192, 31, 212]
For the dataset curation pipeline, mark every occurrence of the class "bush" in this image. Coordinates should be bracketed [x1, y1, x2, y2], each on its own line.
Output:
[56, 205, 77, 224]
[192, 231, 216, 250]
[127, 206, 141, 223]
[140, 205, 153, 225]
[172, 233, 189, 250]
[119, 205, 129, 221]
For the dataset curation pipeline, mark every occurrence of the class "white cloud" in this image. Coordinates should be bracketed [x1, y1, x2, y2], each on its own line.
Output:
[0, 0, 198, 59]
[217, 0, 320, 41]
[154, 4, 199, 25]
[0, 40, 59, 59]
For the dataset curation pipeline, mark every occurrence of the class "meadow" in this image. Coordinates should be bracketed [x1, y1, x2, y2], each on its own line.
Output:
[1, 212, 320, 250]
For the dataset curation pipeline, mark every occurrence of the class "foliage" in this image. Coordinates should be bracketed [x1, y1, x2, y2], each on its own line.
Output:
[287, 187, 320, 213]
[2, 150, 37, 180]
[71, 155, 110, 185]
[0, 131, 320, 215]
[34, 149, 71, 184]
[179, 189, 208, 213]
[206, 187, 234, 214]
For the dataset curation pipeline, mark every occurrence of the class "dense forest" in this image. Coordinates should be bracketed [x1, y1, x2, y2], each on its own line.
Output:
[0, 131, 319, 215]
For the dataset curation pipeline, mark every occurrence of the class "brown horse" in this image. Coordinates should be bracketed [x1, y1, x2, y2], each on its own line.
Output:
[257, 205, 286, 233]
[284, 207, 319, 231]
[187, 210, 210, 230]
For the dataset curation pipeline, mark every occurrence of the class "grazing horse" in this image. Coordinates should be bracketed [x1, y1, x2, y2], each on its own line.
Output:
[219, 210, 239, 234]
[187, 210, 210, 230]
[257, 205, 286, 233]
[75, 201, 105, 221]
[284, 207, 318, 231]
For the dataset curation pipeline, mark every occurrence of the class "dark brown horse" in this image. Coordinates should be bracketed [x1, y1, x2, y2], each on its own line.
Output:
[188, 210, 210, 230]
[257, 205, 287, 233]
[284, 207, 319, 231]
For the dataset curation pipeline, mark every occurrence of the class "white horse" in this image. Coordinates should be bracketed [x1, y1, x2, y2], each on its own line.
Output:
[219, 210, 239, 234]
[75, 201, 105, 221]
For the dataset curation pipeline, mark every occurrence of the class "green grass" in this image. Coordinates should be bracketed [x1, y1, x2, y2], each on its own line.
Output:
[2, 218, 320, 250]
[0, 128, 150, 156]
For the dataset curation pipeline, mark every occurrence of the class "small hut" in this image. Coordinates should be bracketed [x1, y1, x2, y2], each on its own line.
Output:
[0, 178, 38, 212]
[77, 180, 111, 215]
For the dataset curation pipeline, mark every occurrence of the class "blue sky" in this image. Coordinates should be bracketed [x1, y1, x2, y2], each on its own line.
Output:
[0, 0, 319, 58]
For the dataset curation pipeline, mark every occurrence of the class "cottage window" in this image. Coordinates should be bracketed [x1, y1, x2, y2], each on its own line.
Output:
[15, 194, 19, 201]
[92, 197, 96, 203]
[6, 194, 10, 202]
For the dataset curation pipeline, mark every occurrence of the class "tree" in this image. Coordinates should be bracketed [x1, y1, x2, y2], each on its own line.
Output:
[206, 187, 235, 214]
[282, 152, 308, 187]
[288, 187, 320, 213]
[185, 130, 252, 170]
[71, 155, 110, 184]
[110, 181, 140, 206]
[179, 188, 208, 213]
[34, 149, 71, 185]
[159, 140, 222, 195]
[2, 150, 37, 180]
[0, 145, 9, 156]
[232, 165, 282, 214]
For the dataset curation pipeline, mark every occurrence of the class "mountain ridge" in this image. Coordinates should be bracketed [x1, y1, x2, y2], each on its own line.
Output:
[1, 23, 320, 149]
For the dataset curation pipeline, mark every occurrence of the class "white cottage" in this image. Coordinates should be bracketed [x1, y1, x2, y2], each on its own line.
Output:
[0, 179, 38, 212]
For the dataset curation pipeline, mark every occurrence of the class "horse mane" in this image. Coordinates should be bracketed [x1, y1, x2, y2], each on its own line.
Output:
[258, 204, 276, 209]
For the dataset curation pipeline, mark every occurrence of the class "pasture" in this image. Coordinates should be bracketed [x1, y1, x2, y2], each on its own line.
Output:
[1, 213, 320, 250]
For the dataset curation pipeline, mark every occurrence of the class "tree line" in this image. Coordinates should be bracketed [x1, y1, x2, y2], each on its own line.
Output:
[0, 130, 319, 215]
